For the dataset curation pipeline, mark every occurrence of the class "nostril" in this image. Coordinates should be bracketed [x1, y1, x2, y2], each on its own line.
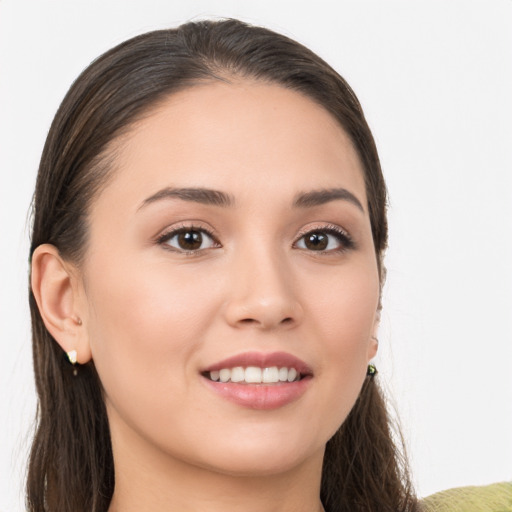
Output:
[237, 316, 294, 327]
[240, 318, 257, 325]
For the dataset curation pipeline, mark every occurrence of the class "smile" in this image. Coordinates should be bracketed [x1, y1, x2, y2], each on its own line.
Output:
[201, 351, 312, 409]
[206, 366, 301, 384]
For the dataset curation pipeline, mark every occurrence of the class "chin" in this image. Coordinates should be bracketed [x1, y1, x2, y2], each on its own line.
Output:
[182, 428, 327, 478]
[200, 447, 322, 478]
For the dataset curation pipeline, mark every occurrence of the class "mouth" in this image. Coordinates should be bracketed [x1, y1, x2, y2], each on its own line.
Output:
[200, 352, 312, 410]
[202, 366, 303, 384]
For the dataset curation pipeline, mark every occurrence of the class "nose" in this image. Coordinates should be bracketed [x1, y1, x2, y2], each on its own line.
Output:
[222, 247, 303, 331]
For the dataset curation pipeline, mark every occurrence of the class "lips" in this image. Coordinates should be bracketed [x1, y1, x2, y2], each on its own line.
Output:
[201, 351, 312, 410]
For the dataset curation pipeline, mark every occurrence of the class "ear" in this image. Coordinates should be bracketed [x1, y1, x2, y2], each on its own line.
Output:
[367, 310, 380, 361]
[31, 244, 92, 364]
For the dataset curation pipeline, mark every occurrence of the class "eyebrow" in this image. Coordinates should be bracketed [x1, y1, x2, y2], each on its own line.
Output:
[139, 186, 364, 212]
[139, 187, 235, 210]
[293, 188, 365, 212]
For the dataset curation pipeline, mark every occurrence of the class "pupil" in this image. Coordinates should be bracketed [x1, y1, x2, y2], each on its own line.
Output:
[178, 231, 202, 250]
[305, 232, 328, 250]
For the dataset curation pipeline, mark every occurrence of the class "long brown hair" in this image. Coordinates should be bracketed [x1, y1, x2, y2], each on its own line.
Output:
[28, 18, 419, 512]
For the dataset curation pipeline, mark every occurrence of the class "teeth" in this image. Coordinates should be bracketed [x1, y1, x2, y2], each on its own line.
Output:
[231, 367, 244, 382]
[219, 369, 230, 382]
[287, 368, 297, 382]
[207, 366, 301, 383]
[262, 366, 279, 383]
[245, 366, 262, 383]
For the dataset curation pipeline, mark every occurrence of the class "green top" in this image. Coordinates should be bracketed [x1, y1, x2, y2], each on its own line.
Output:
[422, 482, 512, 512]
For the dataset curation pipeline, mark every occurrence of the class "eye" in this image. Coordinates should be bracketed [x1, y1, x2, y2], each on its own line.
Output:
[158, 226, 219, 253]
[295, 226, 354, 253]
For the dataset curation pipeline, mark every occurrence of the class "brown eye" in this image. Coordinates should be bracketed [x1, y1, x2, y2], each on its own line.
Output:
[162, 228, 217, 252]
[177, 231, 203, 250]
[295, 227, 354, 253]
[303, 232, 328, 250]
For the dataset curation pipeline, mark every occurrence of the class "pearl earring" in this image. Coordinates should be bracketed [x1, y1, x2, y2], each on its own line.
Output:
[67, 350, 78, 376]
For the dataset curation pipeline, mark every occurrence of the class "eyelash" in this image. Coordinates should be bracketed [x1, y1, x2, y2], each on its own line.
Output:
[156, 223, 355, 255]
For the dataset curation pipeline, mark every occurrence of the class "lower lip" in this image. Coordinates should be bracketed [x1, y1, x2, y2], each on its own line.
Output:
[202, 377, 311, 410]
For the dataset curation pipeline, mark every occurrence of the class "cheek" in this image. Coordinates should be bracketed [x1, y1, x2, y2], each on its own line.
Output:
[306, 260, 379, 351]
[82, 254, 219, 411]
[302, 262, 379, 430]
[86, 251, 213, 339]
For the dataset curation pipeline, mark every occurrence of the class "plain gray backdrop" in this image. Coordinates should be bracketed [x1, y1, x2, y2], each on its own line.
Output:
[1, 1, 511, 511]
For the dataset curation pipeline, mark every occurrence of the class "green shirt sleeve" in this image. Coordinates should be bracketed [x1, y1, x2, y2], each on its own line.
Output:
[421, 482, 512, 512]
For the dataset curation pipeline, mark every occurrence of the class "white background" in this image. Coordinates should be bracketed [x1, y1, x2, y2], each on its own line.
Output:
[1, 1, 511, 510]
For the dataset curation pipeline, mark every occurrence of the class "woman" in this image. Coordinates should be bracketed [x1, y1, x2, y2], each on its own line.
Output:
[28, 18, 419, 512]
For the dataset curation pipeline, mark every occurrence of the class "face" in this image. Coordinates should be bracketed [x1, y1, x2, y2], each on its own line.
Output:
[78, 81, 380, 477]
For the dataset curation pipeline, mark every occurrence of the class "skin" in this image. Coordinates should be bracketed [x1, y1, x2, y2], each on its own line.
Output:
[32, 81, 380, 512]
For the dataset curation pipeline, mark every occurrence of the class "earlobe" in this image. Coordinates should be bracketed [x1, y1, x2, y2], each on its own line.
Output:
[31, 244, 92, 364]
[368, 312, 380, 361]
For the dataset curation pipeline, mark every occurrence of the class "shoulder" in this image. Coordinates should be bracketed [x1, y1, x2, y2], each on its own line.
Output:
[421, 481, 512, 512]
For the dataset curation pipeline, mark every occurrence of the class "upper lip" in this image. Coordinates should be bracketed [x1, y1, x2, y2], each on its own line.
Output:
[202, 351, 313, 375]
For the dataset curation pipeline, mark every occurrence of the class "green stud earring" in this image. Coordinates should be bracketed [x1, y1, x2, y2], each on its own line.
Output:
[367, 363, 377, 377]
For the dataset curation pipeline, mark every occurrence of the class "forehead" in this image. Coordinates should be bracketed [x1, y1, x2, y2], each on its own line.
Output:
[93, 80, 367, 213]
